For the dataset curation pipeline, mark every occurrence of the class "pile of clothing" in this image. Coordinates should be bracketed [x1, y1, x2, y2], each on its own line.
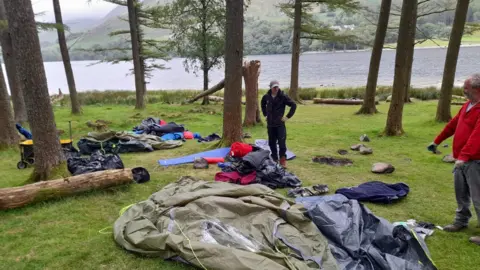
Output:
[133, 117, 186, 136]
[216, 147, 302, 189]
[77, 131, 183, 155]
[67, 150, 124, 175]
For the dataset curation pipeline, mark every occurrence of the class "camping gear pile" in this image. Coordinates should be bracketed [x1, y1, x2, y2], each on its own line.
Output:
[113, 177, 437, 270]
[67, 150, 125, 176]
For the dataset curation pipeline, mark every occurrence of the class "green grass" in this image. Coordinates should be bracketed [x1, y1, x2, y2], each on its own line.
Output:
[1, 100, 479, 269]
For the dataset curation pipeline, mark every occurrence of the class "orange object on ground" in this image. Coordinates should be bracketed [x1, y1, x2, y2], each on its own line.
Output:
[184, 131, 194, 139]
[203, 157, 225, 164]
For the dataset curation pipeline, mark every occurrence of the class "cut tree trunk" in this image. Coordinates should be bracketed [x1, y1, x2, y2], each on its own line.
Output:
[187, 79, 225, 103]
[384, 0, 418, 136]
[436, 0, 470, 122]
[0, 63, 17, 149]
[53, 0, 81, 115]
[404, 2, 418, 104]
[243, 60, 261, 127]
[289, 0, 302, 104]
[5, 0, 66, 181]
[127, 0, 146, 110]
[0, 0, 27, 124]
[221, 0, 244, 146]
[357, 0, 392, 115]
[314, 98, 379, 105]
[0, 169, 136, 210]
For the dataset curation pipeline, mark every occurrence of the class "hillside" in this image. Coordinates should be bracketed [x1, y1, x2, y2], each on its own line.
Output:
[39, 0, 480, 61]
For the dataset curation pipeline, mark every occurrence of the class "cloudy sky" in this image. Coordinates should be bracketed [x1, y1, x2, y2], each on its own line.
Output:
[32, 0, 117, 21]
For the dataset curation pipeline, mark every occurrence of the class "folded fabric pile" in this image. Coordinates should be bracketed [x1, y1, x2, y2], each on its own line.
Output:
[216, 149, 302, 189]
[288, 185, 329, 198]
[77, 131, 183, 155]
[335, 181, 409, 203]
[67, 150, 124, 175]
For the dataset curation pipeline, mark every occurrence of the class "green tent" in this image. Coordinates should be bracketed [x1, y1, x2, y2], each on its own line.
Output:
[113, 176, 339, 270]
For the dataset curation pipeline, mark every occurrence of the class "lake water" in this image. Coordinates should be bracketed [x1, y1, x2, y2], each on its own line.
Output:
[5, 46, 480, 94]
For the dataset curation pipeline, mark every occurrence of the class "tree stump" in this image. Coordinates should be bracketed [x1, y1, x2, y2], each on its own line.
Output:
[243, 60, 262, 127]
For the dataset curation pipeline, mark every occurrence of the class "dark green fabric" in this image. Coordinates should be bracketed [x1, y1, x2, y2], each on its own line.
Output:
[85, 131, 183, 149]
[113, 177, 339, 270]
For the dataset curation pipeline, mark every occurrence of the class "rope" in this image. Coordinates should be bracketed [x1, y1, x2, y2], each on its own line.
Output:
[119, 204, 135, 216]
[173, 220, 208, 270]
[98, 226, 112, 235]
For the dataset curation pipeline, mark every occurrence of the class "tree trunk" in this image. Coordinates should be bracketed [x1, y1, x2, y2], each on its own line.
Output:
[221, 0, 244, 146]
[187, 79, 225, 103]
[202, 64, 210, 105]
[404, 3, 418, 104]
[53, 0, 81, 115]
[135, 4, 147, 102]
[0, 169, 136, 210]
[127, 0, 146, 110]
[5, 0, 66, 180]
[0, 0, 27, 124]
[357, 0, 392, 115]
[384, 0, 418, 136]
[436, 0, 470, 122]
[243, 60, 261, 127]
[289, 0, 302, 103]
[0, 64, 17, 149]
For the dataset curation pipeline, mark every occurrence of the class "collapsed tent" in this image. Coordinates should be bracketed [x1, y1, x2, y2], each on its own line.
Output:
[67, 150, 124, 176]
[133, 118, 185, 136]
[218, 149, 302, 189]
[78, 131, 182, 155]
[296, 194, 437, 270]
[335, 181, 409, 204]
[113, 177, 340, 270]
[255, 139, 296, 160]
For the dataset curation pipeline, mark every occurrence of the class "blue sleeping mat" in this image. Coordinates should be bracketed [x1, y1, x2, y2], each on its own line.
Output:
[158, 147, 231, 167]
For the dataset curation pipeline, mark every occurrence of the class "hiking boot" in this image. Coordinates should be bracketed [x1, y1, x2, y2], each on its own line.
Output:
[469, 236, 480, 245]
[443, 224, 467, 232]
[280, 157, 287, 168]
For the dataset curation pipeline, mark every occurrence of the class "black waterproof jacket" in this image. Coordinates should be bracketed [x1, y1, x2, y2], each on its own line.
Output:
[261, 89, 297, 127]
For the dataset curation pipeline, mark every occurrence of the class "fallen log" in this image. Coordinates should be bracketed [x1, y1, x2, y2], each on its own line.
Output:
[0, 168, 149, 210]
[451, 102, 465, 105]
[207, 95, 246, 105]
[313, 98, 379, 105]
[187, 79, 225, 103]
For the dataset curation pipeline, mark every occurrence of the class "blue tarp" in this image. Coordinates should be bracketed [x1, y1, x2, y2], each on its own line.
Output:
[158, 147, 231, 167]
[16, 124, 32, 139]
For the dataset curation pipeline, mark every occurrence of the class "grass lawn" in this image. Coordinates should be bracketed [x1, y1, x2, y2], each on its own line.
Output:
[1, 100, 479, 269]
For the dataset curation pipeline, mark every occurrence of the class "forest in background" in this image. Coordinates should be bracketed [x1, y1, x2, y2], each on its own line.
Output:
[36, 0, 480, 61]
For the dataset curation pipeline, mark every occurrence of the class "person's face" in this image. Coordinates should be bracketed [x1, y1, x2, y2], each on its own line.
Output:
[271, 86, 279, 95]
[463, 79, 478, 101]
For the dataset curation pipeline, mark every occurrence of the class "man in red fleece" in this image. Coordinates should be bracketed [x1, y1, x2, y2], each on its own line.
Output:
[428, 73, 480, 245]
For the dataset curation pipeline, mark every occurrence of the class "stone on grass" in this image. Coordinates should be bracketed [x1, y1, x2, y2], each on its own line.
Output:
[442, 154, 455, 163]
[337, 149, 348, 155]
[359, 146, 373, 155]
[372, 162, 395, 174]
[360, 134, 370, 142]
[351, 144, 365, 151]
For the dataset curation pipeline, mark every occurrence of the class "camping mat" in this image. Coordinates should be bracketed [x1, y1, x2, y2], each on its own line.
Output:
[158, 147, 231, 166]
[255, 139, 296, 160]
[296, 194, 437, 270]
[113, 177, 339, 270]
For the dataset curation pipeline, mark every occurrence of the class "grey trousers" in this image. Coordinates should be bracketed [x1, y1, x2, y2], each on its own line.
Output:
[454, 161, 480, 226]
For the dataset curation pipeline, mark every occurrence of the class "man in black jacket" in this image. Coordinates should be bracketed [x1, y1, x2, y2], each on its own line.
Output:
[261, 80, 297, 167]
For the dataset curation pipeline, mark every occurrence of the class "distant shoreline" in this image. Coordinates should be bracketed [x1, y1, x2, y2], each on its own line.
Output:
[303, 43, 480, 54]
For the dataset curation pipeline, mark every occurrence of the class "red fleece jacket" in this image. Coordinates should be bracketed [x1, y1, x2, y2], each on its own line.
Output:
[434, 102, 480, 161]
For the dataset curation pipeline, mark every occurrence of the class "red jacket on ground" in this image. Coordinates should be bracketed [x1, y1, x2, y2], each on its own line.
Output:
[434, 102, 480, 161]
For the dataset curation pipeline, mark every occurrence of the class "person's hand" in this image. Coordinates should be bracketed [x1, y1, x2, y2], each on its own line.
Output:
[427, 142, 438, 153]
[455, 160, 466, 169]
[281, 116, 289, 122]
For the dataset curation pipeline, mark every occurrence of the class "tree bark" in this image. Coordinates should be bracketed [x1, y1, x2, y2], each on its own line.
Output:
[127, 0, 146, 110]
[357, 0, 392, 115]
[289, 0, 302, 103]
[187, 79, 225, 103]
[0, 169, 136, 210]
[202, 64, 210, 105]
[384, 0, 418, 136]
[0, 63, 17, 149]
[404, 2, 418, 104]
[0, 0, 27, 124]
[436, 0, 470, 122]
[53, 0, 81, 115]
[221, 0, 244, 146]
[5, 0, 66, 180]
[201, 0, 210, 106]
[135, 4, 147, 102]
[243, 60, 261, 127]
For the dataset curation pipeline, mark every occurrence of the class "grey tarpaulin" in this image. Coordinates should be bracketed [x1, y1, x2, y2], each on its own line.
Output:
[296, 194, 437, 270]
[255, 139, 296, 160]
